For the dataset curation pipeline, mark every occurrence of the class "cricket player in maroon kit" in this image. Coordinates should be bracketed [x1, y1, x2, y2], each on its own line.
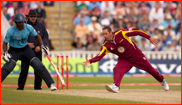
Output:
[83, 26, 169, 93]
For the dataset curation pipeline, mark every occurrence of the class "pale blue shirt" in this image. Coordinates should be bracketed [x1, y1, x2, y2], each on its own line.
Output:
[4, 23, 37, 48]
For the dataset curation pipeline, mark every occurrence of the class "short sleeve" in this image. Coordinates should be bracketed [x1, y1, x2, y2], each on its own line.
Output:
[29, 25, 37, 37]
[4, 29, 11, 43]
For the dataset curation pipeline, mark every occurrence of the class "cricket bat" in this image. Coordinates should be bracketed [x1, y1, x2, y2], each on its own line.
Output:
[44, 52, 65, 86]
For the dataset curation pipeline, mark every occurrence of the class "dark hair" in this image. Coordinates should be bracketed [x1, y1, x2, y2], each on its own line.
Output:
[102, 26, 112, 32]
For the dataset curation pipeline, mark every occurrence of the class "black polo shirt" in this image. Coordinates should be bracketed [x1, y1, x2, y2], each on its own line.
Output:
[27, 20, 49, 49]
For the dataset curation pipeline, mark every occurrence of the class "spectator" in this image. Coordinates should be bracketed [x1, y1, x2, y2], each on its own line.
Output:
[114, 1, 126, 16]
[164, 1, 176, 17]
[89, 1, 101, 11]
[137, 14, 150, 30]
[162, 40, 175, 51]
[164, 7, 173, 19]
[149, 2, 164, 24]
[126, 1, 139, 16]
[2, 7, 12, 25]
[162, 14, 176, 30]
[77, 1, 89, 10]
[44, 1, 54, 6]
[125, 21, 132, 28]
[7, 1, 18, 17]
[75, 18, 88, 45]
[162, 34, 174, 47]
[149, 19, 159, 34]
[85, 35, 94, 48]
[87, 38, 100, 51]
[20, 1, 30, 16]
[11, 8, 20, 26]
[100, 1, 114, 16]
[110, 11, 117, 27]
[100, 10, 112, 27]
[157, 25, 165, 36]
[81, 5, 89, 16]
[89, 7, 101, 22]
[112, 15, 124, 31]
[163, 26, 176, 41]
[73, 10, 91, 26]
[138, 37, 151, 51]
[174, 2, 181, 25]
[72, 9, 81, 21]
[138, 1, 150, 15]
[36, 1, 46, 26]
[125, 7, 138, 24]
[5, 1, 13, 8]
[72, 38, 85, 51]
[175, 28, 181, 45]
[175, 40, 181, 52]
[72, 36, 83, 48]
[138, 1, 151, 9]
[87, 16, 102, 42]
[77, 1, 90, 6]
[30, 1, 38, 9]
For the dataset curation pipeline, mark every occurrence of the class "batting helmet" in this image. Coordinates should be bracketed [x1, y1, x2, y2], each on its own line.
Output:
[14, 13, 26, 22]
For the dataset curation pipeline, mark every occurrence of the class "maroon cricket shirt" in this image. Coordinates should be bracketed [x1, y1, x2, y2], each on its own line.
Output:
[89, 28, 151, 63]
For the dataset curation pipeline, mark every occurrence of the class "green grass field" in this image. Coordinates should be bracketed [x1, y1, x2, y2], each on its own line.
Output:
[1, 76, 181, 104]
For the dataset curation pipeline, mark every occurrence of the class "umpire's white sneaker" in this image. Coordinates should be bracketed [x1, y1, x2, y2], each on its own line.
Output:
[105, 84, 119, 93]
[50, 83, 57, 91]
[161, 80, 169, 91]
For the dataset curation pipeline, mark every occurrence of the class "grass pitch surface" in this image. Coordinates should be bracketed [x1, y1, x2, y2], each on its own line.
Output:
[1, 77, 181, 104]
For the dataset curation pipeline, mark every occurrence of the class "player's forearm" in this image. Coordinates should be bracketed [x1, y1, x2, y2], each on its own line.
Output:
[3, 41, 8, 52]
[89, 53, 105, 63]
[126, 30, 151, 39]
[89, 56, 102, 64]
[35, 34, 43, 46]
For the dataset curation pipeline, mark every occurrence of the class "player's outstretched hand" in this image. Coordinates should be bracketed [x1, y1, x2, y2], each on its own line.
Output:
[2, 52, 12, 62]
[41, 45, 50, 55]
[149, 37, 158, 45]
[83, 57, 91, 68]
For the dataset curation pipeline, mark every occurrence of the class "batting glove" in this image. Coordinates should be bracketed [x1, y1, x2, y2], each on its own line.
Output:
[41, 45, 50, 55]
[2, 52, 12, 62]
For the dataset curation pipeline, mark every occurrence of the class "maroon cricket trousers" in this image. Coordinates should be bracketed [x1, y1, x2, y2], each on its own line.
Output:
[113, 50, 164, 87]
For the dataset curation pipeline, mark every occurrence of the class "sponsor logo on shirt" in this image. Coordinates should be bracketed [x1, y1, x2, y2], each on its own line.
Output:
[14, 36, 19, 38]
[118, 46, 125, 53]
[34, 29, 36, 33]
[111, 47, 114, 50]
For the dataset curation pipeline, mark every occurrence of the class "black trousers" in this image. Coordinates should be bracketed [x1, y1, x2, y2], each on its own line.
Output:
[18, 49, 42, 89]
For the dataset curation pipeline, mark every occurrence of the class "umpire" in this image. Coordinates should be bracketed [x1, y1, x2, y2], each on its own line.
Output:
[17, 10, 49, 90]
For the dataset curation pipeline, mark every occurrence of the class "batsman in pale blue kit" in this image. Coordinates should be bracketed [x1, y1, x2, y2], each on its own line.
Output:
[1, 13, 57, 91]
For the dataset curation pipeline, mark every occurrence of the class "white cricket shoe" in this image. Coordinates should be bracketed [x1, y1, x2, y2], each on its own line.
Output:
[50, 83, 57, 91]
[105, 84, 119, 93]
[161, 80, 169, 91]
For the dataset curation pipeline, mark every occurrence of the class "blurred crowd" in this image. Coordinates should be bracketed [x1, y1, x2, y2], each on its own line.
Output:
[72, 1, 181, 52]
[1, 1, 181, 52]
[1, 1, 54, 28]
[1, 1, 55, 50]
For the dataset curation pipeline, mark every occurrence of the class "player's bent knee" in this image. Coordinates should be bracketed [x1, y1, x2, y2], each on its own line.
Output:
[30, 57, 45, 71]
[2, 59, 16, 73]
[1, 59, 16, 82]
[30, 57, 54, 87]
